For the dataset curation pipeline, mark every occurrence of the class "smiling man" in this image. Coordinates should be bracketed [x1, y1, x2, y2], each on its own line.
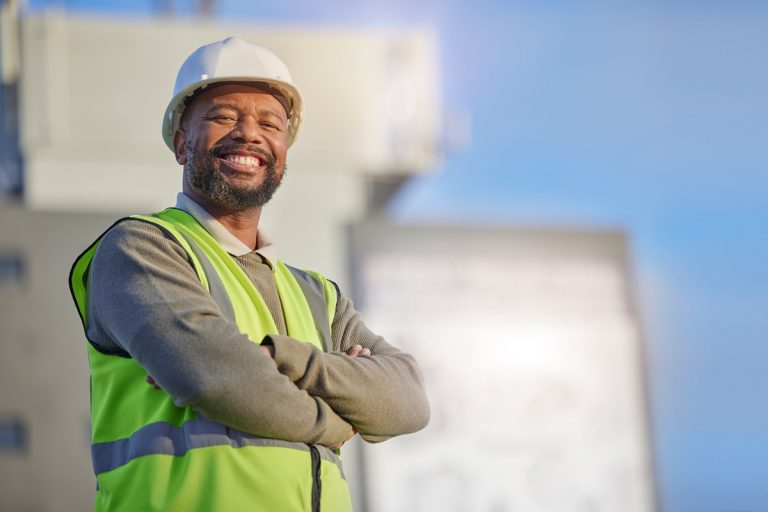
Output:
[69, 37, 429, 512]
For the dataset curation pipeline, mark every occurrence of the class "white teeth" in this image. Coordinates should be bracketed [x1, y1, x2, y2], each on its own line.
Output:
[223, 155, 261, 167]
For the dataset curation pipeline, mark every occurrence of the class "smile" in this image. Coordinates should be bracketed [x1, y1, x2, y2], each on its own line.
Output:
[221, 154, 264, 167]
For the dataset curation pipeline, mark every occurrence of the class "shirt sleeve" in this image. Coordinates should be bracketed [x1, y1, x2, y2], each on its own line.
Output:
[267, 292, 430, 443]
[85, 219, 353, 447]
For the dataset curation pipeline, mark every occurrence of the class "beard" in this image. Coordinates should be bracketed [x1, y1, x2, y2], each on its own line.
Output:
[184, 143, 284, 211]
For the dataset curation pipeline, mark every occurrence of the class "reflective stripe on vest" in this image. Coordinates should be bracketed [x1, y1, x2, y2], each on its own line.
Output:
[69, 209, 350, 512]
[91, 417, 345, 478]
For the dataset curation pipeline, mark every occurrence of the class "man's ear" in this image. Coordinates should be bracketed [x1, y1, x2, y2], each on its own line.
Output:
[173, 129, 188, 165]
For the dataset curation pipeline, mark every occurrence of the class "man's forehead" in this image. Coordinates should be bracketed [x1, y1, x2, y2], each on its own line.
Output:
[186, 82, 291, 118]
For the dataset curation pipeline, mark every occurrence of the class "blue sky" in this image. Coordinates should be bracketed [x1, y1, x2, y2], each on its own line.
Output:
[27, 1, 768, 510]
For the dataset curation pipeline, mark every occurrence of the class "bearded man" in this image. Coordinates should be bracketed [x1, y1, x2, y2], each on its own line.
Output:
[69, 37, 429, 512]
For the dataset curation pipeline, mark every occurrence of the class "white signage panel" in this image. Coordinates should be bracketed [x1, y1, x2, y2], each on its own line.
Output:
[350, 223, 656, 512]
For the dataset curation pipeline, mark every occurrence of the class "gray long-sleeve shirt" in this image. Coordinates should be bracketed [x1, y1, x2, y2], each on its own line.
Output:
[85, 203, 429, 448]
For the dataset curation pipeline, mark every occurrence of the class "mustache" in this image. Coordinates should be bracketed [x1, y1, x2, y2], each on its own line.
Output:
[209, 144, 275, 166]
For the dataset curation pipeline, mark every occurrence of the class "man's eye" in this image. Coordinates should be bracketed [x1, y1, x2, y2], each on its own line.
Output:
[207, 115, 236, 122]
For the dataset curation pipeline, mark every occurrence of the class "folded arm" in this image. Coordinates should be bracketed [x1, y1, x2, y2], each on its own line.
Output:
[267, 293, 430, 443]
[86, 220, 353, 447]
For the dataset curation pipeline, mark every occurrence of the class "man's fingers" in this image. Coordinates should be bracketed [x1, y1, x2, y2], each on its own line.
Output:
[145, 375, 161, 390]
[329, 427, 358, 450]
[346, 345, 362, 357]
[345, 345, 371, 357]
[259, 344, 275, 359]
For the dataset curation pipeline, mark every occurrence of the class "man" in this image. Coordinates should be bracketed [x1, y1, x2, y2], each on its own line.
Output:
[69, 37, 429, 512]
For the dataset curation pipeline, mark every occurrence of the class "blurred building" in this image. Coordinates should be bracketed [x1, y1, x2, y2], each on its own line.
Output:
[350, 222, 657, 512]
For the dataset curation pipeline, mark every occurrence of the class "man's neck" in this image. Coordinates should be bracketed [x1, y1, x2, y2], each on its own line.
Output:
[215, 210, 262, 250]
[184, 188, 262, 250]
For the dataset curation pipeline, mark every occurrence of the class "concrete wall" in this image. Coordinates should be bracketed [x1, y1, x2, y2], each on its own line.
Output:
[0, 204, 120, 511]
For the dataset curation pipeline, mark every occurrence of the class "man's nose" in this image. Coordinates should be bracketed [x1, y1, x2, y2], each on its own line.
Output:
[230, 116, 263, 143]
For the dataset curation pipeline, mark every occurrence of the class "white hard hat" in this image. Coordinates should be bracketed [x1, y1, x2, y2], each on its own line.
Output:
[162, 37, 303, 151]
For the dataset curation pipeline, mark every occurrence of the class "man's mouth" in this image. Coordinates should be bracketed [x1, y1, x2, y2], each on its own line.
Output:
[220, 153, 265, 168]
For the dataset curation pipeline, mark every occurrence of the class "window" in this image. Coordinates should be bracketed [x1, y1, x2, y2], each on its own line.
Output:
[0, 418, 27, 453]
[0, 253, 23, 288]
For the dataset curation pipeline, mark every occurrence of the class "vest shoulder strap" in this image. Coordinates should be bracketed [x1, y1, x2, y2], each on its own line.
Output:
[285, 265, 337, 352]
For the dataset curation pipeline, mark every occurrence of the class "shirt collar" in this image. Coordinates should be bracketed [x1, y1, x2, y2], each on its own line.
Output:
[174, 192, 277, 267]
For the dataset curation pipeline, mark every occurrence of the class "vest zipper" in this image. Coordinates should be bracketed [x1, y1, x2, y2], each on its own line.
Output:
[309, 445, 322, 512]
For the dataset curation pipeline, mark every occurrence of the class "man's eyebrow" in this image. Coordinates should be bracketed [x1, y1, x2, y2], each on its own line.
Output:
[206, 104, 286, 122]
[205, 103, 237, 113]
[257, 109, 286, 122]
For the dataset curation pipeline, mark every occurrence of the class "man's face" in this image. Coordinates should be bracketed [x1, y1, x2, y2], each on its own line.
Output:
[174, 83, 289, 212]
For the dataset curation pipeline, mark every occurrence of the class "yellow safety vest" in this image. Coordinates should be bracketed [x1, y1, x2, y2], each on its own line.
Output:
[69, 208, 352, 512]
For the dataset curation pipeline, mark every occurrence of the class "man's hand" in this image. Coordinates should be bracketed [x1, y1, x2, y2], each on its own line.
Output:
[146, 375, 161, 390]
[345, 344, 371, 357]
[329, 426, 357, 450]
